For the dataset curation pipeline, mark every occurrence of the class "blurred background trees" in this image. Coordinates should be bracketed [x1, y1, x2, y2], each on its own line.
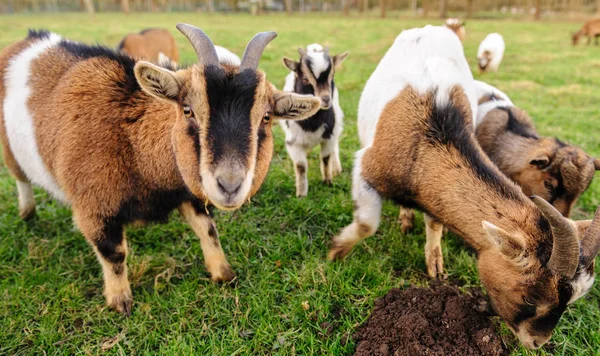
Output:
[1, 0, 599, 18]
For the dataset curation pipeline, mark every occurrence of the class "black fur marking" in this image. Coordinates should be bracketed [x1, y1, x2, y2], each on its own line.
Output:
[204, 66, 258, 165]
[113, 263, 125, 275]
[535, 213, 554, 265]
[322, 155, 330, 167]
[426, 102, 523, 202]
[498, 107, 538, 139]
[513, 304, 537, 325]
[96, 220, 125, 265]
[27, 29, 51, 40]
[207, 224, 219, 246]
[139, 28, 159, 35]
[113, 187, 196, 225]
[292, 74, 336, 138]
[530, 281, 573, 335]
[58, 40, 141, 96]
[296, 163, 306, 175]
[187, 122, 201, 157]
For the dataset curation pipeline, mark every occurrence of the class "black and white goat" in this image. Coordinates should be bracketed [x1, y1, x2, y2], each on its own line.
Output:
[280, 44, 349, 197]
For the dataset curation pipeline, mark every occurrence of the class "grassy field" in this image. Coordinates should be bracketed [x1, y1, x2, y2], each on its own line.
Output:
[1, 12, 599, 356]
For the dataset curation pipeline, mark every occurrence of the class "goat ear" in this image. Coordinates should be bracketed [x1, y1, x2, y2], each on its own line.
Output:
[482, 221, 525, 259]
[283, 57, 299, 72]
[333, 51, 349, 68]
[530, 154, 550, 169]
[271, 90, 321, 121]
[134, 61, 180, 103]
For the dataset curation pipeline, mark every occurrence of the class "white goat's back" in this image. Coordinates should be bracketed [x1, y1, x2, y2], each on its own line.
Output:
[215, 45, 241, 66]
[358, 26, 476, 148]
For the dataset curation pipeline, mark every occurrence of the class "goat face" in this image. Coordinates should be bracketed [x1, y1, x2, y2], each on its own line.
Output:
[479, 199, 600, 349]
[135, 25, 321, 210]
[514, 138, 598, 217]
[478, 50, 492, 72]
[283, 45, 348, 110]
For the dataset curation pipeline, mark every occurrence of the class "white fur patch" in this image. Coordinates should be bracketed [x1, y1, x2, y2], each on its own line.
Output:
[3, 33, 68, 202]
[215, 45, 241, 66]
[477, 33, 505, 72]
[473, 80, 515, 127]
[305, 43, 330, 78]
[568, 270, 595, 305]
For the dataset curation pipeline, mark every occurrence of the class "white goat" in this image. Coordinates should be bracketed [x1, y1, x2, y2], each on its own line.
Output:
[477, 33, 505, 73]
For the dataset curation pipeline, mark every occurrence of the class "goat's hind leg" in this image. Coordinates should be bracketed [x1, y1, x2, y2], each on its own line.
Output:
[16, 180, 36, 220]
[424, 214, 445, 278]
[74, 211, 132, 315]
[286, 142, 309, 197]
[399, 207, 415, 234]
[328, 149, 382, 260]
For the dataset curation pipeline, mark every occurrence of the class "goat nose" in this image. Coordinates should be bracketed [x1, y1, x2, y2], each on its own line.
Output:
[321, 96, 331, 105]
[217, 175, 243, 196]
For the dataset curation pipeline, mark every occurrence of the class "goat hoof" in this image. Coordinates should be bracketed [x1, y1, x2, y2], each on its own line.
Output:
[19, 206, 36, 221]
[107, 293, 133, 317]
[323, 179, 333, 186]
[425, 248, 444, 279]
[296, 192, 307, 198]
[327, 243, 351, 261]
[211, 264, 235, 283]
[401, 221, 413, 234]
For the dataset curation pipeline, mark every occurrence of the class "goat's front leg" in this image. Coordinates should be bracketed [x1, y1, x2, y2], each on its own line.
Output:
[320, 139, 337, 185]
[399, 207, 415, 234]
[424, 213, 444, 278]
[329, 149, 382, 260]
[16, 180, 36, 220]
[285, 142, 309, 197]
[179, 202, 234, 282]
[74, 211, 132, 316]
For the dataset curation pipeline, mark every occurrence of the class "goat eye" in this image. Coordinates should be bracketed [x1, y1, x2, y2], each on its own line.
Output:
[523, 296, 535, 306]
[262, 113, 271, 124]
[183, 105, 193, 119]
[544, 181, 554, 191]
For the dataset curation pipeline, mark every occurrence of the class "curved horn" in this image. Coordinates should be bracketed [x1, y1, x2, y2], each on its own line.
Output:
[581, 207, 600, 269]
[594, 158, 600, 170]
[239, 31, 277, 72]
[531, 196, 580, 278]
[176, 23, 219, 66]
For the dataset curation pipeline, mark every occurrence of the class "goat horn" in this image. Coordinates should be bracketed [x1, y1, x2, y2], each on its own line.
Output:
[531, 195, 580, 278]
[594, 158, 600, 170]
[239, 31, 277, 72]
[176, 24, 219, 67]
[581, 207, 600, 269]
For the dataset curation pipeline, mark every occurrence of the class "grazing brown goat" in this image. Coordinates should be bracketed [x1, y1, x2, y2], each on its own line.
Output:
[329, 25, 600, 350]
[118, 28, 179, 63]
[474, 80, 600, 217]
[572, 18, 600, 45]
[0, 26, 320, 315]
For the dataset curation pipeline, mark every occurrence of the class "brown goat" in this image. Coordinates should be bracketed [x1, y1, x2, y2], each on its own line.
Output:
[0, 26, 320, 315]
[118, 28, 179, 63]
[476, 94, 599, 217]
[572, 18, 600, 45]
[330, 26, 600, 349]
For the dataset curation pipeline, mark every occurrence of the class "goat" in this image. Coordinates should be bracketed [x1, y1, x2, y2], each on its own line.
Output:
[215, 45, 241, 66]
[328, 25, 600, 350]
[477, 33, 504, 73]
[118, 28, 179, 64]
[572, 18, 600, 45]
[444, 18, 466, 43]
[0, 25, 320, 315]
[280, 44, 349, 197]
[475, 80, 600, 217]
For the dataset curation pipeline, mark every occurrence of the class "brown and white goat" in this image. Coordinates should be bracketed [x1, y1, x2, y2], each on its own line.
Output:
[0, 26, 320, 315]
[444, 18, 466, 43]
[572, 18, 600, 45]
[328, 25, 600, 349]
[118, 28, 179, 63]
[474, 80, 600, 217]
[280, 44, 349, 196]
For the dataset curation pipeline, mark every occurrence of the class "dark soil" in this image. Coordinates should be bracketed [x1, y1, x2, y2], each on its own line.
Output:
[353, 282, 508, 356]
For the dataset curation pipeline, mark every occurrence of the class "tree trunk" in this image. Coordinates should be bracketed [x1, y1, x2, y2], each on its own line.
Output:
[534, 0, 541, 19]
[439, 0, 447, 18]
[379, 0, 386, 17]
[285, 0, 292, 14]
[82, 0, 95, 14]
[466, 0, 473, 18]
[121, 0, 130, 13]
[423, 0, 429, 17]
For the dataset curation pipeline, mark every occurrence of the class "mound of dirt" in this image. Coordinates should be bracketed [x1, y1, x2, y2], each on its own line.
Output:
[353, 282, 507, 356]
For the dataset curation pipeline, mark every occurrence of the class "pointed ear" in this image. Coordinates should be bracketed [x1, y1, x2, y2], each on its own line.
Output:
[283, 57, 299, 72]
[530, 154, 550, 169]
[271, 90, 321, 121]
[332, 51, 349, 68]
[134, 61, 180, 102]
[594, 158, 600, 170]
[482, 221, 525, 259]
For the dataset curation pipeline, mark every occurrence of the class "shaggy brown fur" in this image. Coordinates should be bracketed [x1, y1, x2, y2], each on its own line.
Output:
[329, 85, 599, 348]
[118, 28, 179, 63]
[476, 106, 599, 217]
[0, 30, 320, 315]
[572, 18, 600, 45]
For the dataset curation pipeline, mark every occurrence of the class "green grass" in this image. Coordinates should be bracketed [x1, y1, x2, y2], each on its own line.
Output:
[1, 12, 599, 355]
